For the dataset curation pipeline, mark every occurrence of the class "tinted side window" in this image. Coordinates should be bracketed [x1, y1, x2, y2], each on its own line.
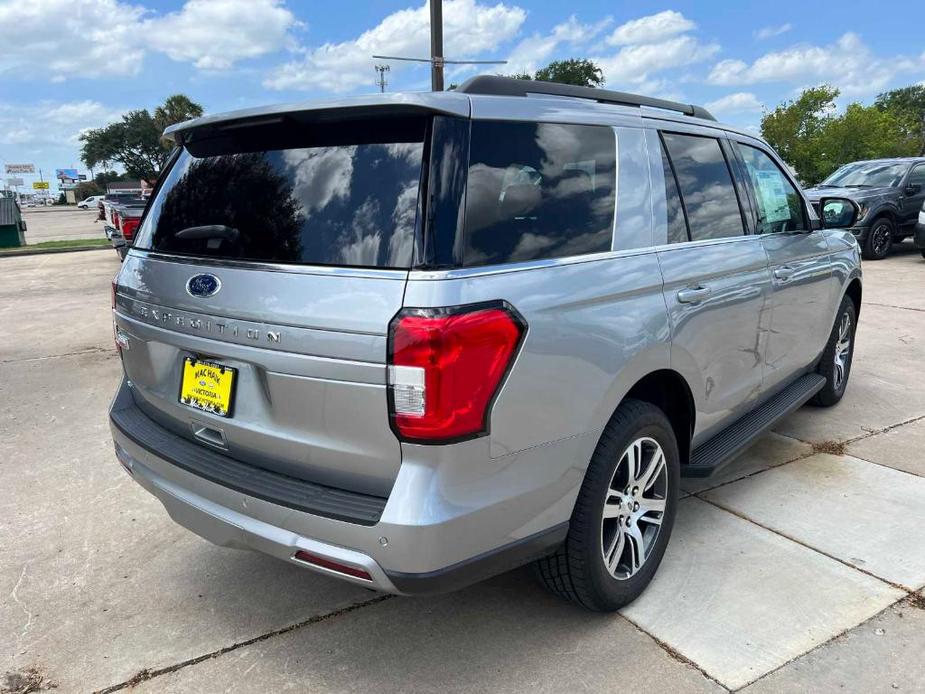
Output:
[735, 143, 805, 234]
[660, 144, 689, 244]
[463, 121, 616, 266]
[662, 133, 744, 241]
[908, 165, 925, 187]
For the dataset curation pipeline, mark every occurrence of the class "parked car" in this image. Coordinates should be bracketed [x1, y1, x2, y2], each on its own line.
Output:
[914, 199, 925, 259]
[109, 201, 146, 260]
[804, 158, 925, 260]
[109, 76, 863, 611]
[77, 195, 104, 209]
[100, 193, 144, 239]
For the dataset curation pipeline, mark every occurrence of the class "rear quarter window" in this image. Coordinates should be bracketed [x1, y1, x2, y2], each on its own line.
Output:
[462, 121, 616, 266]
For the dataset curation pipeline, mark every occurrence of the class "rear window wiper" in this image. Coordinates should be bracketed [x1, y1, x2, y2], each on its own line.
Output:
[174, 225, 240, 242]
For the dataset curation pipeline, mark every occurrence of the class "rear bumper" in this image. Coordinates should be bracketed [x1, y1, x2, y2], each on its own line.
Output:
[109, 379, 580, 594]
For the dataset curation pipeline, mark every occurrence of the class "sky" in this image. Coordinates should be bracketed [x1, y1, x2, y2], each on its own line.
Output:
[1, 0, 924, 194]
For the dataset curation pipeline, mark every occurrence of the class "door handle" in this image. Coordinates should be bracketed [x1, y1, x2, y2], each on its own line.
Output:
[773, 266, 795, 281]
[677, 286, 712, 304]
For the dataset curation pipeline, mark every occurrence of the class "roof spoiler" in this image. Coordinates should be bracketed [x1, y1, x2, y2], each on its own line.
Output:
[456, 75, 716, 122]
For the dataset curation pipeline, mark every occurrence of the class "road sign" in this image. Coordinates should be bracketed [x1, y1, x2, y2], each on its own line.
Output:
[32, 181, 50, 190]
[5, 164, 35, 174]
[6, 177, 24, 187]
[78, 174, 87, 181]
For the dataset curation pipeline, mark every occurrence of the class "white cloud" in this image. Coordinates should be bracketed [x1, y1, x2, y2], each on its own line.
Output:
[504, 15, 612, 75]
[708, 33, 923, 96]
[0, 0, 299, 80]
[0, 0, 147, 79]
[0, 101, 123, 147]
[594, 35, 719, 87]
[265, 0, 526, 92]
[704, 92, 763, 114]
[755, 23, 791, 40]
[143, 0, 298, 70]
[607, 10, 696, 46]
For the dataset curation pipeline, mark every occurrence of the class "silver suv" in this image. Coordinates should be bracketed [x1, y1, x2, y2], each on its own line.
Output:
[109, 76, 863, 611]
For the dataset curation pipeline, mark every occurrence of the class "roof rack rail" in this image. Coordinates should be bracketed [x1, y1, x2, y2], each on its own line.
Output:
[456, 75, 717, 122]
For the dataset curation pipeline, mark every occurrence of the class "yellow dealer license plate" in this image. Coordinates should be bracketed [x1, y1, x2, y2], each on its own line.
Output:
[179, 358, 237, 417]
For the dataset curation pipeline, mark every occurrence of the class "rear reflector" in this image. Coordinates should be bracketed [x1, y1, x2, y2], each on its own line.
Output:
[387, 302, 526, 443]
[292, 550, 373, 581]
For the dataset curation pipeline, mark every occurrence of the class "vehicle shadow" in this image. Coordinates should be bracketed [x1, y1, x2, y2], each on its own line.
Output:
[192, 548, 651, 692]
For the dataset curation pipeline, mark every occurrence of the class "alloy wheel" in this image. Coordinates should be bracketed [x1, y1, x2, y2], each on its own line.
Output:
[600, 437, 668, 580]
[871, 223, 891, 257]
[833, 311, 852, 390]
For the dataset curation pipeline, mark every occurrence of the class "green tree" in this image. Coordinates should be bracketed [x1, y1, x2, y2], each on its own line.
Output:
[818, 103, 907, 175]
[761, 86, 839, 184]
[535, 59, 603, 87]
[80, 94, 204, 182]
[761, 85, 915, 184]
[154, 94, 204, 143]
[503, 59, 604, 88]
[875, 85, 925, 155]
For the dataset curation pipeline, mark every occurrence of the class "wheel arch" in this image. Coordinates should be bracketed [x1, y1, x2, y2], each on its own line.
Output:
[621, 369, 695, 466]
[844, 277, 862, 319]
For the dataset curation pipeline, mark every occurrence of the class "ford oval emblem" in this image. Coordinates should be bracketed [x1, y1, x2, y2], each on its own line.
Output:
[186, 273, 221, 298]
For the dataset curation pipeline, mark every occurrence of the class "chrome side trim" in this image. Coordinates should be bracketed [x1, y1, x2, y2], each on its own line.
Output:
[408, 247, 657, 281]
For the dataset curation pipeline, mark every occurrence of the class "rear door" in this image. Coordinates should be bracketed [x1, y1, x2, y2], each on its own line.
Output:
[655, 131, 771, 442]
[731, 140, 833, 391]
[900, 164, 925, 226]
[113, 113, 431, 497]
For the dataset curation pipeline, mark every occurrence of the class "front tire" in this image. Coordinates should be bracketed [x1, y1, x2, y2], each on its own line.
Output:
[535, 399, 679, 611]
[862, 218, 894, 260]
[811, 296, 857, 407]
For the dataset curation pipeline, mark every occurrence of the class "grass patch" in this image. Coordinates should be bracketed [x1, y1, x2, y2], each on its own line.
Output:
[0, 238, 109, 255]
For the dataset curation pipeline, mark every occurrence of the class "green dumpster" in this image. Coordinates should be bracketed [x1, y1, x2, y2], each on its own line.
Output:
[0, 195, 26, 248]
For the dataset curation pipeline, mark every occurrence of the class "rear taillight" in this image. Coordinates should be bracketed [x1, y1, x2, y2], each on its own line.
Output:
[112, 211, 120, 228]
[387, 302, 525, 443]
[121, 218, 139, 240]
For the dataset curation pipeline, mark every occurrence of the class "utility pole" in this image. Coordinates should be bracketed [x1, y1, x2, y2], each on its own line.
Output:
[375, 64, 390, 93]
[372, 0, 506, 91]
[429, 0, 443, 92]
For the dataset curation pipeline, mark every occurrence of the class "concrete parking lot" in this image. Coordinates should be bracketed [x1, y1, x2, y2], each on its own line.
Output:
[2, 245, 925, 693]
[21, 207, 105, 245]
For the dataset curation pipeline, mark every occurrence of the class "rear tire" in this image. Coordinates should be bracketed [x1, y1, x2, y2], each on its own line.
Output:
[811, 296, 857, 407]
[534, 399, 679, 612]
[862, 218, 894, 260]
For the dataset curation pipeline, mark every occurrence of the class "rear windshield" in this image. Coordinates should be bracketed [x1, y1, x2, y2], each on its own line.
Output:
[133, 117, 426, 268]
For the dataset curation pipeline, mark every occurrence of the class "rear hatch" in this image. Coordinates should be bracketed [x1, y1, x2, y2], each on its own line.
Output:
[112, 106, 454, 497]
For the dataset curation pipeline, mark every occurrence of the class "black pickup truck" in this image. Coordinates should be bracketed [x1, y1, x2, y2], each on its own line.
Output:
[805, 157, 925, 260]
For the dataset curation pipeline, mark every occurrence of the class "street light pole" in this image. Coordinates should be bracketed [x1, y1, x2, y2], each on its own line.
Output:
[429, 0, 444, 92]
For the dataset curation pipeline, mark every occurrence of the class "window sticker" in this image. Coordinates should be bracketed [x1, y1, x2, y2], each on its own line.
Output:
[754, 169, 792, 224]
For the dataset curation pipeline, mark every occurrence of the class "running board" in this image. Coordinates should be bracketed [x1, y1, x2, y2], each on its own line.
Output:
[682, 373, 826, 478]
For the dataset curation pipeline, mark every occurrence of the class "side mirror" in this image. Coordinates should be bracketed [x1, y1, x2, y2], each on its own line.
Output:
[819, 197, 859, 229]
[905, 183, 922, 195]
